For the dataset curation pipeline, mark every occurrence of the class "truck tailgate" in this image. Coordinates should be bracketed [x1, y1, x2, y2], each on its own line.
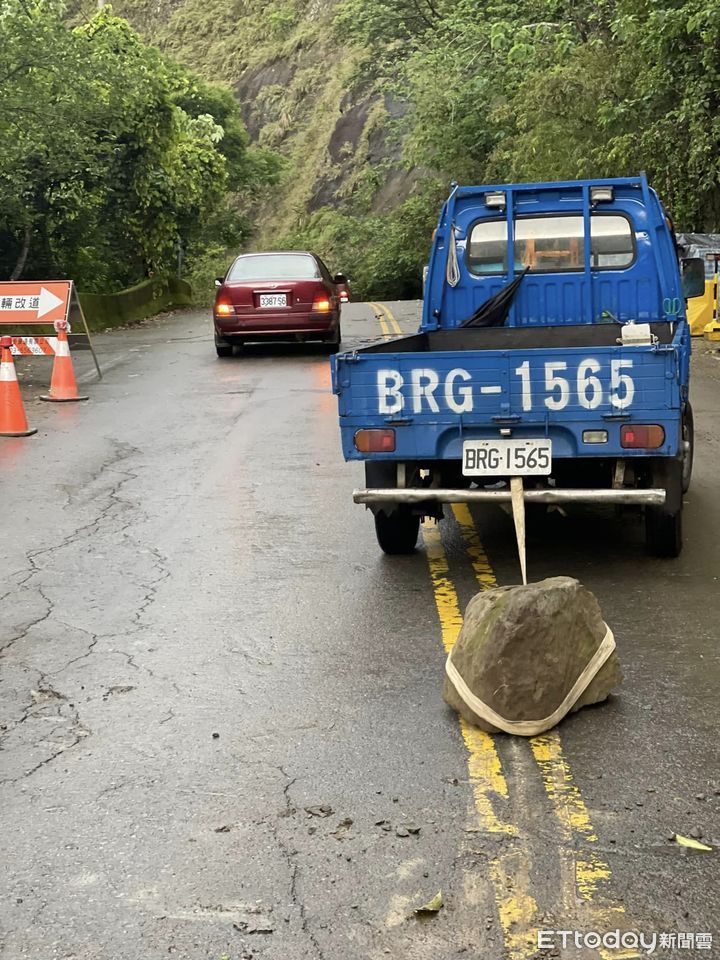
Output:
[333, 337, 680, 460]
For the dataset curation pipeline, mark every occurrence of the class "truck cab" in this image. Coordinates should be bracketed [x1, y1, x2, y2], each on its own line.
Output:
[332, 176, 705, 557]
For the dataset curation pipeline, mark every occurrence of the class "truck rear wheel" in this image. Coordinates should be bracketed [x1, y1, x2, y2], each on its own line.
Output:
[645, 459, 683, 558]
[681, 403, 694, 494]
[646, 507, 682, 558]
[375, 509, 420, 554]
[323, 325, 342, 354]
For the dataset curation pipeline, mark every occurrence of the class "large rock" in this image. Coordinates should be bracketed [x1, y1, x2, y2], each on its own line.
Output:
[443, 577, 622, 735]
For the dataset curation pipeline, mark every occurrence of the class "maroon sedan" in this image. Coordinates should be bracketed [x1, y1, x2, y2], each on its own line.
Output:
[213, 251, 345, 357]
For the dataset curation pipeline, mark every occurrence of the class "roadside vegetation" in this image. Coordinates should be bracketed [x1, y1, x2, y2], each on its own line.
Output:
[3, 0, 719, 302]
[0, 0, 280, 299]
[290, 0, 720, 297]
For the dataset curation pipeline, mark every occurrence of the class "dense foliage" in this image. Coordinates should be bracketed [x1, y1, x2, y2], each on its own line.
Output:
[282, 183, 447, 299]
[0, 0, 279, 294]
[4, 0, 720, 301]
[334, 0, 720, 231]
[265, 0, 720, 296]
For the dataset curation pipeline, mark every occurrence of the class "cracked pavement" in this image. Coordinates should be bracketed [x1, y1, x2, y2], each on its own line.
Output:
[1, 305, 719, 959]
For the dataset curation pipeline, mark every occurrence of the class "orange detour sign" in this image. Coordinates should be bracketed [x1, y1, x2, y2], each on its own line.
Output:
[0, 281, 71, 325]
[0, 336, 37, 437]
[40, 321, 88, 403]
[0, 280, 101, 381]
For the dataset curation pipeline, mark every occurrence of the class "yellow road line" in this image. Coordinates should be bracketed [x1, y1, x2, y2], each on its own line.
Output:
[422, 521, 463, 656]
[530, 733, 638, 959]
[377, 301, 403, 336]
[422, 520, 538, 959]
[369, 301, 392, 340]
[423, 522, 514, 834]
[451, 505, 638, 958]
[451, 502, 499, 589]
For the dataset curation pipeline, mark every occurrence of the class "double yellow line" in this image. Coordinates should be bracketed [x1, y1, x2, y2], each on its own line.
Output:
[370, 301, 402, 338]
[422, 506, 638, 959]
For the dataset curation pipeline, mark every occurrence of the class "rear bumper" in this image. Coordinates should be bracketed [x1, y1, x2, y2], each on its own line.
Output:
[340, 431, 681, 461]
[353, 486, 667, 506]
[215, 311, 338, 338]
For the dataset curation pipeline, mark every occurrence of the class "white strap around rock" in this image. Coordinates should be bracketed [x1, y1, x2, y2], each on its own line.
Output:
[445, 624, 616, 737]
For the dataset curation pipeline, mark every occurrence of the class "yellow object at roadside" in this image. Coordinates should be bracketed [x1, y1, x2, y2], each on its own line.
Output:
[704, 320, 720, 342]
[688, 279, 716, 335]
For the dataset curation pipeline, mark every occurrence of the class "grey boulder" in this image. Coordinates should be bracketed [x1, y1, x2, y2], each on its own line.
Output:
[443, 576, 622, 734]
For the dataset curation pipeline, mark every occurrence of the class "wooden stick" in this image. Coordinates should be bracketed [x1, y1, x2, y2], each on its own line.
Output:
[510, 476, 527, 585]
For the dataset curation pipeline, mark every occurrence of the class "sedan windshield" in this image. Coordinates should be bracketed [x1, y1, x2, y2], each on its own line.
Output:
[227, 254, 319, 281]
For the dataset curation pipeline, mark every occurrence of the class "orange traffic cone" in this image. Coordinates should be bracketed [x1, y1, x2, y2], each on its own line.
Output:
[0, 336, 37, 437]
[40, 323, 88, 403]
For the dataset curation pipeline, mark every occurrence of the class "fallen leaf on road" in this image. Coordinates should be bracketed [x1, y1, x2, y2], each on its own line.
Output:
[674, 834, 713, 851]
[330, 817, 353, 839]
[413, 891, 443, 915]
[305, 805, 333, 818]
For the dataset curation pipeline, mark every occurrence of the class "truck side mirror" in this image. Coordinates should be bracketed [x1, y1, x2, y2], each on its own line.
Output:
[681, 258, 705, 299]
[214, 278, 224, 288]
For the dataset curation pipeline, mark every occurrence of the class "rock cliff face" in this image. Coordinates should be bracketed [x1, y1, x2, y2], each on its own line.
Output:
[111, 0, 416, 236]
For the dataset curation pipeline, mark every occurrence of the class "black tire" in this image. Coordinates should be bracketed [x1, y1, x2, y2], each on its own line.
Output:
[215, 342, 233, 358]
[324, 325, 342, 354]
[645, 459, 683, 557]
[646, 509, 682, 558]
[681, 403, 694, 494]
[374, 509, 420, 554]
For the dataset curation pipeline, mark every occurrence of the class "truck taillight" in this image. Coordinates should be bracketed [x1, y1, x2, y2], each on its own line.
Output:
[312, 295, 332, 313]
[620, 424, 665, 449]
[215, 300, 233, 315]
[354, 429, 396, 453]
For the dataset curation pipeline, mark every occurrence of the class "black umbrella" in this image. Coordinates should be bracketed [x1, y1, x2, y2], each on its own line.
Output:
[461, 267, 530, 328]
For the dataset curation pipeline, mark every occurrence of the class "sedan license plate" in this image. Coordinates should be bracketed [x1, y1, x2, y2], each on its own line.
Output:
[259, 293, 287, 308]
[462, 439, 552, 476]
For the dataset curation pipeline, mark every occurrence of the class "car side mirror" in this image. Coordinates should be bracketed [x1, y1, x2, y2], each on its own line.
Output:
[214, 278, 224, 288]
[681, 258, 705, 299]
[333, 273, 347, 284]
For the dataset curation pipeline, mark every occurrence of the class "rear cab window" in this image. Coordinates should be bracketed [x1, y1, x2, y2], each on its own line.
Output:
[467, 214, 635, 274]
[228, 254, 320, 281]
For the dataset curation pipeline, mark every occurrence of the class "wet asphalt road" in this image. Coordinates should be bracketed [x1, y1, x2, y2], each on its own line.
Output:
[1, 302, 718, 960]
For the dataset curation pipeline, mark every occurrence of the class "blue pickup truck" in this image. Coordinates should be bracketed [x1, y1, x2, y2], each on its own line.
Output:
[332, 176, 705, 557]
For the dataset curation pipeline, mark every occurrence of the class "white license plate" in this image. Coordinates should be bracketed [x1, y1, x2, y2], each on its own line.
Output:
[259, 294, 287, 308]
[462, 439, 552, 476]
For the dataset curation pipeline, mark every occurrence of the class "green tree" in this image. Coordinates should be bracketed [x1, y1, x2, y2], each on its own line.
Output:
[335, 0, 720, 232]
[0, 0, 279, 291]
[0, 0, 105, 279]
